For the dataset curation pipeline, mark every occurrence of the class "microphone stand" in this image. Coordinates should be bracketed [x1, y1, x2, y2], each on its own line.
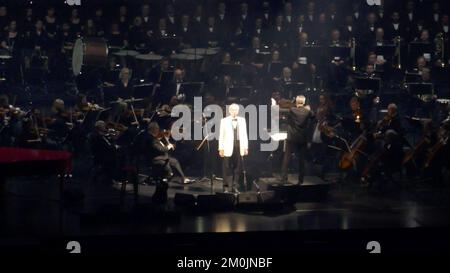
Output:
[195, 114, 218, 194]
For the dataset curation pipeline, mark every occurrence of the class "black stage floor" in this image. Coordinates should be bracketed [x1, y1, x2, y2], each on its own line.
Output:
[2, 173, 450, 239]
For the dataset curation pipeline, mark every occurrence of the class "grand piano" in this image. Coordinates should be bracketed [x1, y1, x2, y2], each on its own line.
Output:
[0, 147, 72, 197]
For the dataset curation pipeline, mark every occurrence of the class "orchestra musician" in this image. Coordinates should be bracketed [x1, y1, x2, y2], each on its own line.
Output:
[280, 95, 314, 185]
[219, 103, 249, 193]
[46, 98, 72, 146]
[147, 122, 194, 184]
[90, 120, 118, 185]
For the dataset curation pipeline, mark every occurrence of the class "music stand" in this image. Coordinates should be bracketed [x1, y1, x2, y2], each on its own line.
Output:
[328, 46, 351, 60]
[219, 64, 243, 79]
[133, 83, 154, 100]
[180, 82, 204, 105]
[282, 82, 306, 98]
[375, 44, 396, 62]
[405, 72, 422, 83]
[159, 70, 174, 84]
[407, 83, 434, 96]
[228, 86, 253, 100]
[300, 45, 324, 64]
[408, 42, 433, 66]
[354, 77, 381, 92]
[255, 52, 271, 63]
[434, 66, 450, 84]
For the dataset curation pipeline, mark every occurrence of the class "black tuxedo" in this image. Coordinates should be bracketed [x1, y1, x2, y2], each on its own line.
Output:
[178, 25, 196, 47]
[385, 22, 406, 41]
[148, 134, 185, 179]
[280, 106, 314, 183]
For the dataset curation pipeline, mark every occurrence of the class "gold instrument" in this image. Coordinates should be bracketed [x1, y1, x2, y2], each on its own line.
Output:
[351, 37, 356, 71]
[395, 36, 402, 69]
[435, 33, 445, 68]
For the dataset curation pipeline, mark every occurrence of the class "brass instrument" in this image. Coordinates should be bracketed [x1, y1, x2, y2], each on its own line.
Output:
[394, 36, 402, 69]
[435, 33, 445, 68]
[351, 37, 356, 71]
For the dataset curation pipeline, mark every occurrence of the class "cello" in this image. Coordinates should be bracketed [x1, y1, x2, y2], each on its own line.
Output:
[338, 133, 367, 170]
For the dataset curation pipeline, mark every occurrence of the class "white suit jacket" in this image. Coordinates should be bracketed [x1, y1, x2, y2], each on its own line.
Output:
[218, 116, 248, 157]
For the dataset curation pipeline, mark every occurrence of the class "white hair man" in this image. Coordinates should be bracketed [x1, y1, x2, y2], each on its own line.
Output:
[218, 103, 249, 193]
[280, 95, 313, 185]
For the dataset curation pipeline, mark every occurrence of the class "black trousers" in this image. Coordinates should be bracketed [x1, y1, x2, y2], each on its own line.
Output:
[281, 140, 307, 184]
[222, 145, 242, 189]
[154, 157, 185, 179]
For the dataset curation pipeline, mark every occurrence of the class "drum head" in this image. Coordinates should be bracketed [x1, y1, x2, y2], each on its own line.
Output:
[72, 38, 84, 75]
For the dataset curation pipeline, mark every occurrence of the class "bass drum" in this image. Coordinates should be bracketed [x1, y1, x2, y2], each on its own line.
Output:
[72, 38, 108, 76]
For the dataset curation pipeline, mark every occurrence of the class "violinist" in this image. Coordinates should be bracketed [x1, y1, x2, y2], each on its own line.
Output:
[74, 93, 90, 113]
[49, 99, 72, 137]
[311, 94, 338, 172]
[0, 95, 11, 145]
[90, 120, 118, 185]
[147, 122, 194, 184]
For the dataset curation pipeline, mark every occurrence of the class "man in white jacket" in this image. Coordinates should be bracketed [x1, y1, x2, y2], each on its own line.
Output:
[218, 103, 249, 193]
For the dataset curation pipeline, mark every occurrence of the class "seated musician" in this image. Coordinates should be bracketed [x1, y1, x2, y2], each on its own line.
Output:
[47, 98, 71, 144]
[368, 129, 405, 189]
[359, 64, 380, 78]
[149, 57, 170, 84]
[264, 50, 284, 80]
[114, 67, 134, 100]
[372, 28, 388, 47]
[274, 67, 296, 99]
[311, 94, 338, 172]
[146, 122, 194, 184]
[329, 29, 346, 47]
[158, 68, 186, 105]
[90, 120, 118, 185]
[342, 97, 368, 140]
[366, 51, 387, 74]
[74, 93, 89, 113]
[409, 56, 429, 75]
[374, 103, 405, 139]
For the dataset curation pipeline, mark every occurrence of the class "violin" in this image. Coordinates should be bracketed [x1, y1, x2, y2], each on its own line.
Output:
[158, 129, 176, 150]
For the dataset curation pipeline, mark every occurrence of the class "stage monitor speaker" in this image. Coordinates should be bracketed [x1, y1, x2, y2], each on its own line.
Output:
[267, 183, 301, 203]
[197, 193, 235, 212]
[174, 193, 196, 209]
[236, 191, 282, 210]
